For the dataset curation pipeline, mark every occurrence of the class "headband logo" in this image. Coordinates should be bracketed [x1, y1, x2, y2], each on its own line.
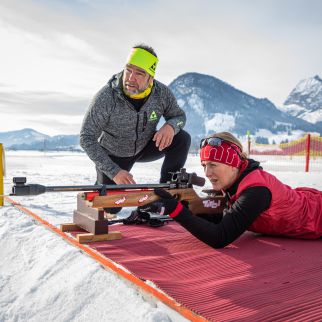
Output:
[149, 62, 157, 72]
[201, 145, 242, 168]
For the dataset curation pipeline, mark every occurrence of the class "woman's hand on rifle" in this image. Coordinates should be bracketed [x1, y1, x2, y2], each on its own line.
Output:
[139, 188, 189, 218]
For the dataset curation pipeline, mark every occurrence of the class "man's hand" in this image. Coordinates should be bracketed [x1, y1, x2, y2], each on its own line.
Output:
[113, 170, 136, 184]
[153, 124, 175, 151]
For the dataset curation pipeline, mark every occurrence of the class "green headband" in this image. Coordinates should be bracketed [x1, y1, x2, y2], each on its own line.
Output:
[126, 48, 158, 77]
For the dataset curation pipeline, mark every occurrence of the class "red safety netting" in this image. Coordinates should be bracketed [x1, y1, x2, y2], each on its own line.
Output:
[249, 135, 322, 172]
[78, 222, 322, 321]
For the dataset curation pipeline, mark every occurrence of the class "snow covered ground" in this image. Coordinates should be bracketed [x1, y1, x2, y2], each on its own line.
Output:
[1, 151, 322, 322]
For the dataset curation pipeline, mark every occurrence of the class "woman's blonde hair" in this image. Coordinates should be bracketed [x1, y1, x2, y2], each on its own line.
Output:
[209, 132, 248, 160]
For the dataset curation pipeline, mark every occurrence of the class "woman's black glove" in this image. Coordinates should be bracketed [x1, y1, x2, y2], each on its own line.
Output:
[123, 209, 150, 225]
[138, 188, 189, 217]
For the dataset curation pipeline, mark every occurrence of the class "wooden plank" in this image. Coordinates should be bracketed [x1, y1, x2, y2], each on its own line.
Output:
[73, 210, 110, 235]
[60, 223, 81, 232]
[76, 193, 104, 220]
[77, 231, 122, 244]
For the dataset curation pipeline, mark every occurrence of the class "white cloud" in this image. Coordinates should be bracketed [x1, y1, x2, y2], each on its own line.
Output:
[0, 18, 108, 95]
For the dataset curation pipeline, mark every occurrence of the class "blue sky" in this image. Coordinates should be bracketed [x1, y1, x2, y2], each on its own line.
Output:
[0, 0, 321, 135]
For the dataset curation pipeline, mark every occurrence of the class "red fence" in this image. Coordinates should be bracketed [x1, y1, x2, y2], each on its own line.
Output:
[249, 134, 322, 172]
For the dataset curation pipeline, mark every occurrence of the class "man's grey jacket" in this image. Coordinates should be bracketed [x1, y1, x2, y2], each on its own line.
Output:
[80, 72, 186, 179]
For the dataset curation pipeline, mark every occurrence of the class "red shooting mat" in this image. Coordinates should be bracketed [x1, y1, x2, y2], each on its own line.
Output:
[79, 222, 322, 321]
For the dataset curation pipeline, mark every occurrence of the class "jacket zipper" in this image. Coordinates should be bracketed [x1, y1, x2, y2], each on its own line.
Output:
[134, 114, 139, 155]
[142, 112, 148, 132]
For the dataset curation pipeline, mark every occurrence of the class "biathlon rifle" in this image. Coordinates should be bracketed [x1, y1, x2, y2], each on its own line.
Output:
[10, 168, 224, 216]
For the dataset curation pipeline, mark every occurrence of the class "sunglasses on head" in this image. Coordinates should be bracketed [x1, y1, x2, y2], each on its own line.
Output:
[200, 137, 242, 157]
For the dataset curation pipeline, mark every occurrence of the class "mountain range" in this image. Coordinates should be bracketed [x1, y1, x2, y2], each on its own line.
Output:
[0, 128, 80, 151]
[1, 74, 321, 151]
[169, 73, 321, 148]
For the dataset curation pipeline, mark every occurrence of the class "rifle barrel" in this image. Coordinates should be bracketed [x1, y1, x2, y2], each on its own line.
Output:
[45, 183, 170, 192]
[11, 182, 171, 196]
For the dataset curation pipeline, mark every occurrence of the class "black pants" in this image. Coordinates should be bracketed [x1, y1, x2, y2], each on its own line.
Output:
[96, 130, 191, 213]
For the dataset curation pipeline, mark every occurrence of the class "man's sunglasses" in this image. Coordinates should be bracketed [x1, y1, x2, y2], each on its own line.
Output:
[200, 137, 242, 157]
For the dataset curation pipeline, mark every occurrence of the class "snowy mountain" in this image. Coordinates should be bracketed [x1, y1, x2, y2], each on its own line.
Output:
[169, 73, 321, 148]
[0, 128, 80, 151]
[0, 128, 49, 147]
[281, 75, 322, 124]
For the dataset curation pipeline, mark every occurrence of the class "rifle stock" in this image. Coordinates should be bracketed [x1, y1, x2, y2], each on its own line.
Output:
[90, 188, 225, 215]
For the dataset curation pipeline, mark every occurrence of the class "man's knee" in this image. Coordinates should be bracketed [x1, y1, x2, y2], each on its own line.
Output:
[172, 130, 191, 150]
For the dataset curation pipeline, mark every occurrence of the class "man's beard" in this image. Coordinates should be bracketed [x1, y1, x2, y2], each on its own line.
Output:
[124, 84, 140, 95]
[123, 82, 148, 96]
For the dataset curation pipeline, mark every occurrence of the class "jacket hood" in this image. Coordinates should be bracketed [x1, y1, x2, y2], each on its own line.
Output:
[244, 159, 262, 174]
[107, 72, 123, 93]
